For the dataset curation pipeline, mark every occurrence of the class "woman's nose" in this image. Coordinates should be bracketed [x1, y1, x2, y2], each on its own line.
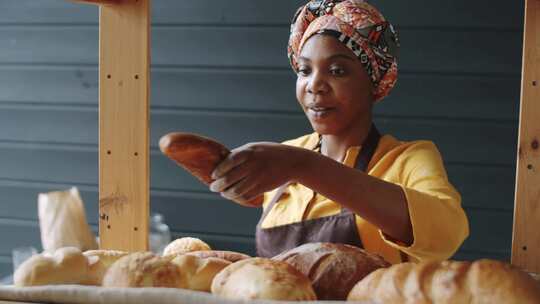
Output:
[306, 71, 329, 94]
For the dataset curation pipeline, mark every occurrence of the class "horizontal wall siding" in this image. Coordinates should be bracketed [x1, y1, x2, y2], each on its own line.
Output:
[0, 0, 523, 277]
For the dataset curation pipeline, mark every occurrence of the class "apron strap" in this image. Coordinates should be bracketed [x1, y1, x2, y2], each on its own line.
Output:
[259, 182, 289, 223]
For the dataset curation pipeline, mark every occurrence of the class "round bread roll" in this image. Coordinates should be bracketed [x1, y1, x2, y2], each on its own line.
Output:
[185, 250, 250, 263]
[14, 247, 89, 287]
[102, 252, 185, 288]
[163, 237, 211, 256]
[347, 259, 540, 304]
[272, 242, 390, 300]
[81, 249, 128, 285]
[211, 257, 316, 301]
[170, 254, 231, 292]
[159, 132, 230, 185]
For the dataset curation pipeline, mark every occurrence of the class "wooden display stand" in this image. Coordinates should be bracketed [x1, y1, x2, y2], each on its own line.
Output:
[70, 0, 150, 252]
[68, 0, 539, 272]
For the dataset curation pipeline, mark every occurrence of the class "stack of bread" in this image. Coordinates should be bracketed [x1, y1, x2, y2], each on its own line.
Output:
[13, 238, 540, 303]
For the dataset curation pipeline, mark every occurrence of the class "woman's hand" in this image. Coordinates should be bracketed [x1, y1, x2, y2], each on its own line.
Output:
[209, 142, 308, 207]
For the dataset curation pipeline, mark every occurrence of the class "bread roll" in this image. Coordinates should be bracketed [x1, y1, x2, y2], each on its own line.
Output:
[272, 242, 390, 300]
[159, 132, 230, 185]
[163, 237, 211, 256]
[102, 252, 185, 288]
[347, 259, 540, 304]
[81, 249, 128, 285]
[211, 257, 316, 301]
[170, 254, 231, 292]
[185, 250, 250, 263]
[14, 247, 89, 286]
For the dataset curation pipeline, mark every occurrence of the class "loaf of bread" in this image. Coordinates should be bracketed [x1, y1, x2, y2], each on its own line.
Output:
[14, 247, 89, 286]
[170, 254, 230, 292]
[102, 252, 185, 288]
[186, 250, 251, 263]
[159, 132, 230, 185]
[163, 237, 211, 256]
[272, 242, 390, 300]
[347, 259, 540, 304]
[211, 257, 317, 301]
[81, 249, 128, 285]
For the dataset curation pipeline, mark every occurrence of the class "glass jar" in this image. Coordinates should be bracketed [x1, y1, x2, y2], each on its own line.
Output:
[149, 213, 171, 255]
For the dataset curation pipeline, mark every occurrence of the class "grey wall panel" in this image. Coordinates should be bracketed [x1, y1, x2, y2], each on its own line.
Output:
[0, 27, 521, 75]
[0, 107, 518, 165]
[0, 0, 522, 29]
[0, 67, 520, 121]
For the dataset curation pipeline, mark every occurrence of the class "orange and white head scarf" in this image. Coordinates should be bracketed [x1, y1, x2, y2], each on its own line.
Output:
[288, 0, 399, 102]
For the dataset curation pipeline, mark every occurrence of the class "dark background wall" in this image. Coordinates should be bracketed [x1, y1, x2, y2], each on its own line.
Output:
[0, 0, 523, 277]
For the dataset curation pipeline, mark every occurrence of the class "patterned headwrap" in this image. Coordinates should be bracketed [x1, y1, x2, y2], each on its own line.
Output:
[288, 0, 399, 102]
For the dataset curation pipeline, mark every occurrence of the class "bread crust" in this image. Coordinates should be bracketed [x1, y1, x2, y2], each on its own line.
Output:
[272, 242, 390, 300]
[347, 259, 540, 304]
[185, 250, 251, 263]
[81, 249, 128, 285]
[211, 257, 317, 301]
[14, 247, 89, 286]
[170, 254, 231, 292]
[163, 237, 212, 256]
[159, 132, 230, 185]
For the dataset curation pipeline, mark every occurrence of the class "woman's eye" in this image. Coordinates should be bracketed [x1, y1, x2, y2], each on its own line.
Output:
[330, 67, 345, 75]
[297, 67, 311, 76]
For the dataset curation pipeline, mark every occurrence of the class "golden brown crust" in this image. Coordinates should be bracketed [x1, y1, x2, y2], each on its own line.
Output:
[163, 237, 212, 256]
[170, 254, 231, 292]
[159, 132, 230, 185]
[185, 250, 251, 263]
[272, 242, 390, 300]
[14, 247, 89, 287]
[211, 257, 317, 301]
[347, 259, 540, 304]
[81, 249, 128, 285]
[102, 252, 185, 288]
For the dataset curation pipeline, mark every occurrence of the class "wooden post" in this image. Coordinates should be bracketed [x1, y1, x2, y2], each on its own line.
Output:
[512, 0, 540, 273]
[69, 0, 151, 252]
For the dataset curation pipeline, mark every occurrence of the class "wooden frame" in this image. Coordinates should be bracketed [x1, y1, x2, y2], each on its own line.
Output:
[68, 0, 539, 271]
[512, 0, 540, 273]
[70, 0, 150, 252]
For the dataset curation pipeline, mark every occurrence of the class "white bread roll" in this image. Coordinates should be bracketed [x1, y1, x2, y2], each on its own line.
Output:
[211, 257, 316, 301]
[163, 237, 211, 256]
[81, 249, 128, 285]
[347, 259, 540, 304]
[102, 252, 185, 288]
[14, 247, 88, 286]
[170, 254, 231, 292]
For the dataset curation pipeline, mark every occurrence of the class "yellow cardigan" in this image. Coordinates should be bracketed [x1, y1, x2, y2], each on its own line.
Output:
[260, 132, 469, 264]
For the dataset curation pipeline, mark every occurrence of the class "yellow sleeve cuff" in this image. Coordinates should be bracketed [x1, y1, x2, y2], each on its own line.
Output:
[379, 185, 469, 262]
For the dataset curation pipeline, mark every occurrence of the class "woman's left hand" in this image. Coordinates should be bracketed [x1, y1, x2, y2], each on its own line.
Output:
[209, 142, 308, 206]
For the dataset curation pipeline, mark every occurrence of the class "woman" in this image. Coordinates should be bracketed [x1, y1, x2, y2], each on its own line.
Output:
[209, 0, 469, 263]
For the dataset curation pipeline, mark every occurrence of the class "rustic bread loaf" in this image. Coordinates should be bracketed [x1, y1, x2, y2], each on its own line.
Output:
[159, 132, 230, 185]
[163, 237, 211, 256]
[14, 247, 89, 286]
[170, 254, 231, 292]
[272, 242, 390, 300]
[211, 257, 317, 301]
[185, 250, 251, 263]
[81, 249, 128, 285]
[347, 259, 540, 304]
[102, 252, 185, 288]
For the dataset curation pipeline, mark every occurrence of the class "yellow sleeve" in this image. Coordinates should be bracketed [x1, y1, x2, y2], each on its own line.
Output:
[379, 141, 469, 262]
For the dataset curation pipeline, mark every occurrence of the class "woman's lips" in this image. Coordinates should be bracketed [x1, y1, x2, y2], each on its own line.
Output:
[307, 106, 336, 119]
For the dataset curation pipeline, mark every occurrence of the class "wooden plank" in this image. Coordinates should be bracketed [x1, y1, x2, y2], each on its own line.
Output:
[0, 107, 519, 165]
[512, 0, 540, 273]
[98, 0, 150, 251]
[0, 27, 522, 75]
[0, 0, 523, 29]
[0, 67, 520, 121]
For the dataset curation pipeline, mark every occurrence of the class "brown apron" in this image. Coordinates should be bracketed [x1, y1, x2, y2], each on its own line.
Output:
[255, 124, 381, 258]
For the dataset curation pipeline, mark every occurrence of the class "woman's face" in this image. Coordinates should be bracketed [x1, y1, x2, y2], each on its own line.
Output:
[296, 34, 374, 136]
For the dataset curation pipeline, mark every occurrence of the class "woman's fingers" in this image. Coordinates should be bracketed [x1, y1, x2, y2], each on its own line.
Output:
[220, 175, 261, 202]
[209, 164, 250, 193]
[211, 148, 251, 179]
